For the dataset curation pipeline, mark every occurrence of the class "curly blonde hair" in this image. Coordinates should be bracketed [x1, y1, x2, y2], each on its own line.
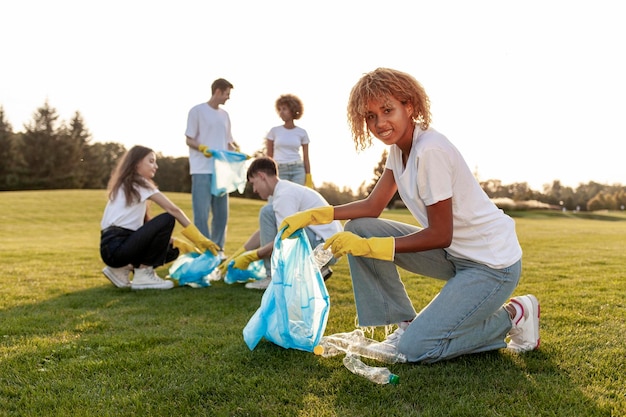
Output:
[347, 68, 431, 151]
[275, 94, 303, 120]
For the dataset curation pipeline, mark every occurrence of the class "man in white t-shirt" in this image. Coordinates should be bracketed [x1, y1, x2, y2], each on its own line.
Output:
[219, 157, 342, 290]
[185, 78, 238, 259]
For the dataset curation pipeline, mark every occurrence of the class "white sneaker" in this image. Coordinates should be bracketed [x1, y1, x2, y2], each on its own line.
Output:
[245, 277, 271, 290]
[131, 267, 174, 290]
[102, 266, 131, 288]
[381, 327, 405, 349]
[507, 294, 540, 352]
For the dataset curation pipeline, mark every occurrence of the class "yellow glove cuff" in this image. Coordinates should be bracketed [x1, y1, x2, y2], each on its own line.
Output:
[368, 237, 395, 262]
[305, 174, 314, 188]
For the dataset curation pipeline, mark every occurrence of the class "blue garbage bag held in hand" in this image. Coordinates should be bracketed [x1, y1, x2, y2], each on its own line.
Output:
[210, 150, 249, 197]
[243, 228, 330, 352]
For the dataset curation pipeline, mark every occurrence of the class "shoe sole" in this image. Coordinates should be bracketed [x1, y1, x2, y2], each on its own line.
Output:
[131, 283, 174, 290]
[527, 294, 541, 349]
[102, 267, 130, 288]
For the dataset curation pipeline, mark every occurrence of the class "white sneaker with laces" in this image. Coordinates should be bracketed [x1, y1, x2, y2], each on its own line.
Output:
[131, 267, 174, 290]
[245, 277, 271, 290]
[507, 294, 540, 352]
[102, 266, 131, 288]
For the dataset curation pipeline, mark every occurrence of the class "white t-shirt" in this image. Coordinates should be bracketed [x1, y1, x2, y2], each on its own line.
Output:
[271, 180, 342, 240]
[101, 185, 159, 231]
[185, 103, 234, 174]
[386, 127, 522, 269]
[266, 125, 310, 164]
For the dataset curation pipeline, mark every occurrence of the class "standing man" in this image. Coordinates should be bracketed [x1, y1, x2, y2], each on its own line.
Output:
[185, 78, 237, 260]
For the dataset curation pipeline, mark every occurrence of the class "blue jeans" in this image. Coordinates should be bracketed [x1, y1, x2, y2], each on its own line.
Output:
[258, 203, 334, 276]
[191, 174, 228, 249]
[344, 217, 521, 363]
[277, 162, 305, 185]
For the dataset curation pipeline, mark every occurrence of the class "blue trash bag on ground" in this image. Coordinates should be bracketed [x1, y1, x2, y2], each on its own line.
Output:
[168, 251, 220, 287]
[243, 228, 330, 352]
[224, 259, 266, 284]
[210, 150, 249, 197]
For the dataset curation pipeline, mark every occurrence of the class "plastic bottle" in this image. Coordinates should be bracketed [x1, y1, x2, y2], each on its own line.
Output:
[346, 339, 408, 364]
[343, 353, 399, 385]
[314, 329, 407, 364]
[312, 243, 334, 267]
[314, 329, 366, 356]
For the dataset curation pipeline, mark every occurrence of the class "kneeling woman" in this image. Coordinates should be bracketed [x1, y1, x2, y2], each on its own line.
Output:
[100, 145, 219, 290]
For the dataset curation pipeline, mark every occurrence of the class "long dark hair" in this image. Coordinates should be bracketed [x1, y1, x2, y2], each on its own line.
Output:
[107, 146, 157, 206]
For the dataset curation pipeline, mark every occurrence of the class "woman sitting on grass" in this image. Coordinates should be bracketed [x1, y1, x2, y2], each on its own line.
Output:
[100, 145, 219, 290]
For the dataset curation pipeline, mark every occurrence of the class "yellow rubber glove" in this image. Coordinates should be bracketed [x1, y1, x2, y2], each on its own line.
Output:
[218, 245, 246, 275]
[198, 145, 213, 158]
[172, 237, 199, 254]
[305, 174, 314, 189]
[324, 231, 395, 261]
[181, 224, 220, 255]
[231, 250, 260, 270]
[279, 206, 334, 240]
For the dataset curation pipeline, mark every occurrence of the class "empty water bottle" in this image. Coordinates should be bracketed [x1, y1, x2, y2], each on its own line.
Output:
[312, 243, 334, 267]
[347, 339, 408, 364]
[343, 353, 399, 385]
[314, 329, 367, 355]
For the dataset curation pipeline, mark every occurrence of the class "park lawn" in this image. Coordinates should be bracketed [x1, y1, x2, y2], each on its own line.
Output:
[0, 190, 624, 417]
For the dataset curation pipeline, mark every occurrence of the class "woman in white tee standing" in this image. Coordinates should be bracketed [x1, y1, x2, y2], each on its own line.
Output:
[280, 68, 540, 363]
[100, 146, 219, 290]
[265, 94, 314, 188]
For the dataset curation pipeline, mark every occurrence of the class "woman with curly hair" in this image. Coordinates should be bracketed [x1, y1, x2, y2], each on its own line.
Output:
[279, 68, 539, 363]
[100, 145, 219, 290]
[265, 94, 313, 188]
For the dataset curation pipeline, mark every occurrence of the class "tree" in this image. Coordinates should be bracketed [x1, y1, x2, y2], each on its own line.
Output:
[19, 101, 62, 189]
[153, 155, 191, 193]
[81, 142, 127, 189]
[0, 107, 22, 190]
[66, 112, 92, 188]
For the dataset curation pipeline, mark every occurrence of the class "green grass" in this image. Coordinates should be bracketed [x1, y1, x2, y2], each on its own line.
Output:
[0, 190, 625, 416]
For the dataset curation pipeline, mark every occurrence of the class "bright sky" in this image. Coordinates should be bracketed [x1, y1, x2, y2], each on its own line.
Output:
[1, 0, 624, 192]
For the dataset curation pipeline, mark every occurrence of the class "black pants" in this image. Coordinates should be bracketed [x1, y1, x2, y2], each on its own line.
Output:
[100, 213, 179, 268]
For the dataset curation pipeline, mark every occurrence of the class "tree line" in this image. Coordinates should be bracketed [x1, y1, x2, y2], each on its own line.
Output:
[1, 102, 624, 212]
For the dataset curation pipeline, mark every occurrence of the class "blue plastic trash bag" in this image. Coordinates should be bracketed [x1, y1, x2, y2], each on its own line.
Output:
[210, 150, 249, 197]
[224, 259, 266, 284]
[168, 251, 220, 288]
[243, 228, 330, 352]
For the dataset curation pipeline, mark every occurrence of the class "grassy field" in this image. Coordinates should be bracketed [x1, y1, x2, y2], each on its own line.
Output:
[0, 190, 625, 416]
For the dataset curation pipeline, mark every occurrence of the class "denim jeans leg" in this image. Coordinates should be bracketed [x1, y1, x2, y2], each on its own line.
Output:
[191, 174, 211, 238]
[344, 218, 452, 326]
[259, 203, 277, 273]
[397, 257, 521, 363]
[210, 192, 228, 249]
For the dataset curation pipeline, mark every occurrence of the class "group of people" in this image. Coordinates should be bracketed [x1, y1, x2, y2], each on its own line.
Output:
[99, 69, 540, 364]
